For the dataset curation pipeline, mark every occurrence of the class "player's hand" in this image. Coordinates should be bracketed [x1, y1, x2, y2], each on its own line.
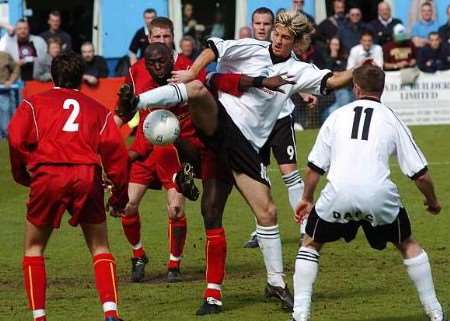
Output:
[262, 73, 296, 93]
[424, 199, 441, 215]
[300, 93, 318, 109]
[295, 200, 313, 224]
[169, 69, 196, 83]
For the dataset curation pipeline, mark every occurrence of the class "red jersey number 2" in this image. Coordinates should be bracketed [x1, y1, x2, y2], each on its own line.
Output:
[63, 99, 80, 132]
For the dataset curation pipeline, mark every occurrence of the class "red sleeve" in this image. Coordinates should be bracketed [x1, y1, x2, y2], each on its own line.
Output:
[98, 112, 129, 209]
[7, 101, 38, 186]
[210, 73, 244, 97]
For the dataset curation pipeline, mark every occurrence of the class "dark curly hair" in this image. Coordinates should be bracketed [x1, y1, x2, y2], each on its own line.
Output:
[51, 51, 85, 89]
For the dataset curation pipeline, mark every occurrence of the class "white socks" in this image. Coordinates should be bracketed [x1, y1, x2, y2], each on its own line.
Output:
[256, 224, 285, 288]
[293, 246, 320, 319]
[282, 170, 305, 234]
[404, 251, 442, 315]
[137, 83, 188, 109]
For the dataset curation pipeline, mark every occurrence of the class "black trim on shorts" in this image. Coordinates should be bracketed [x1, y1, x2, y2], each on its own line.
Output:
[307, 162, 325, 175]
[305, 207, 412, 251]
[410, 166, 428, 180]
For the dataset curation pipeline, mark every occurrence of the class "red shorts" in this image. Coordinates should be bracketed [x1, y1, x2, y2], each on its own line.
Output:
[27, 165, 105, 228]
[129, 145, 180, 190]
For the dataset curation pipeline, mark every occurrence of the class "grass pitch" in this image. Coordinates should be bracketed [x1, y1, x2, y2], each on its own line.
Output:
[0, 126, 449, 321]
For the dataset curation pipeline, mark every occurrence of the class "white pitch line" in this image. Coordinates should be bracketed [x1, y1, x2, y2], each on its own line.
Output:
[267, 161, 450, 172]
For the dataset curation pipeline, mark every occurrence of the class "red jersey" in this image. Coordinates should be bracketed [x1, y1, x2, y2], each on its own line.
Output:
[8, 87, 129, 208]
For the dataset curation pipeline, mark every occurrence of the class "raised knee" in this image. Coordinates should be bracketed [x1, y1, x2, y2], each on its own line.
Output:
[259, 203, 278, 226]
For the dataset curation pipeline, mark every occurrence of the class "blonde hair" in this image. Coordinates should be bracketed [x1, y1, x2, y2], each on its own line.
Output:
[274, 10, 314, 40]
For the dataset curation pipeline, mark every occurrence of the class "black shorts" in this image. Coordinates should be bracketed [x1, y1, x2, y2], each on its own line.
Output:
[306, 207, 412, 250]
[261, 115, 297, 166]
[200, 102, 271, 187]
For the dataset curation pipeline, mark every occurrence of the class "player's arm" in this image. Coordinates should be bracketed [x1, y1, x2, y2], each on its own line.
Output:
[295, 119, 332, 223]
[413, 171, 441, 214]
[170, 48, 216, 83]
[393, 120, 440, 214]
[98, 112, 130, 213]
[209, 73, 296, 97]
[7, 102, 38, 186]
[325, 69, 353, 91]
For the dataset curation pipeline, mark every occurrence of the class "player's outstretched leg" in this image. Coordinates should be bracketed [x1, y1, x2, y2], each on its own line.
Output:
[82, 222, 124, 321]
[397, 237, 445, 321]
[23, 221, 52, 321]
[196, 179, 232, 316]
[121, 183, 149, 283]
[292, 237, 322, 321]
[233, 172, 294, 311]
[136, 80, 219, 137]
[166, 188, 188, 283]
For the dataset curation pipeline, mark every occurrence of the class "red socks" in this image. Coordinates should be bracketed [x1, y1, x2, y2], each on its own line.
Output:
[168, 216, 187, 270]
[23, 256, 47, 321]
[204, 227, 227, 300]
[121, 214, 145, 258]
[93, 253, 119, 319]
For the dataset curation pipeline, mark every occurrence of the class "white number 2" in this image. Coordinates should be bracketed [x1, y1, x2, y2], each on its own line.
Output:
[62, 99, 80, 132]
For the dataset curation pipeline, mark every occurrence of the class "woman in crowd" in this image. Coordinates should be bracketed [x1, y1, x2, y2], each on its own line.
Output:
[321, 36, 352, 120]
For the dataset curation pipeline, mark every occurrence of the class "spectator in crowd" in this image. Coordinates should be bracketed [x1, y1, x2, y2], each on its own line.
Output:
[417, 32, 450, 72]
[252, 7, 274, 41]
[128, 8, 157, 66]
[80, 41, 109, 86]
[339, 7, 367, 51]
[322, 36, 352, 120]
[292, 0, 315, 25]
[347, 31, 383, 69]
[293, 33, 325, 68]
[39, 10, 72, 51]
[209, 11, 225, 38]
[412, 2, 440, 48]
[383, 24, 417, 71]
[0, 19, 47, 81]
[0, 50, 20, 138]
[183, 3, 198, 37]
[368, 2, 403, 46]
[33, 37, 62, 82]
[438, 5, 450, 45]
[179, 35, 197, 60]
[317, 0, 346, 43]
[238, 26, 252, 39]
[409, 0, 438, 32]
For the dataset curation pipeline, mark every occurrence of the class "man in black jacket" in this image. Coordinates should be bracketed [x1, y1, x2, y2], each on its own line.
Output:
[128, 8, 157, 65]
[368, 1, 402, 46]
[418, 32, 450, 73]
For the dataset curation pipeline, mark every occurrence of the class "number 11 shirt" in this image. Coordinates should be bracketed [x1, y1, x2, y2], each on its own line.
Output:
[307, 97, 428, 226]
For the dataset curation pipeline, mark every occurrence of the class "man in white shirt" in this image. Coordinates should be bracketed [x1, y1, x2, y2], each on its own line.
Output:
[292, 64, 445, 321]
[129, 10, 353, 314]
[243, 7, 315, 249]
[347, 31, 384, 70]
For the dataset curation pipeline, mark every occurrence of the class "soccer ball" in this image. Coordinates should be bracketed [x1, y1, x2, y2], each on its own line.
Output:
[143, 110, 180, 145]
